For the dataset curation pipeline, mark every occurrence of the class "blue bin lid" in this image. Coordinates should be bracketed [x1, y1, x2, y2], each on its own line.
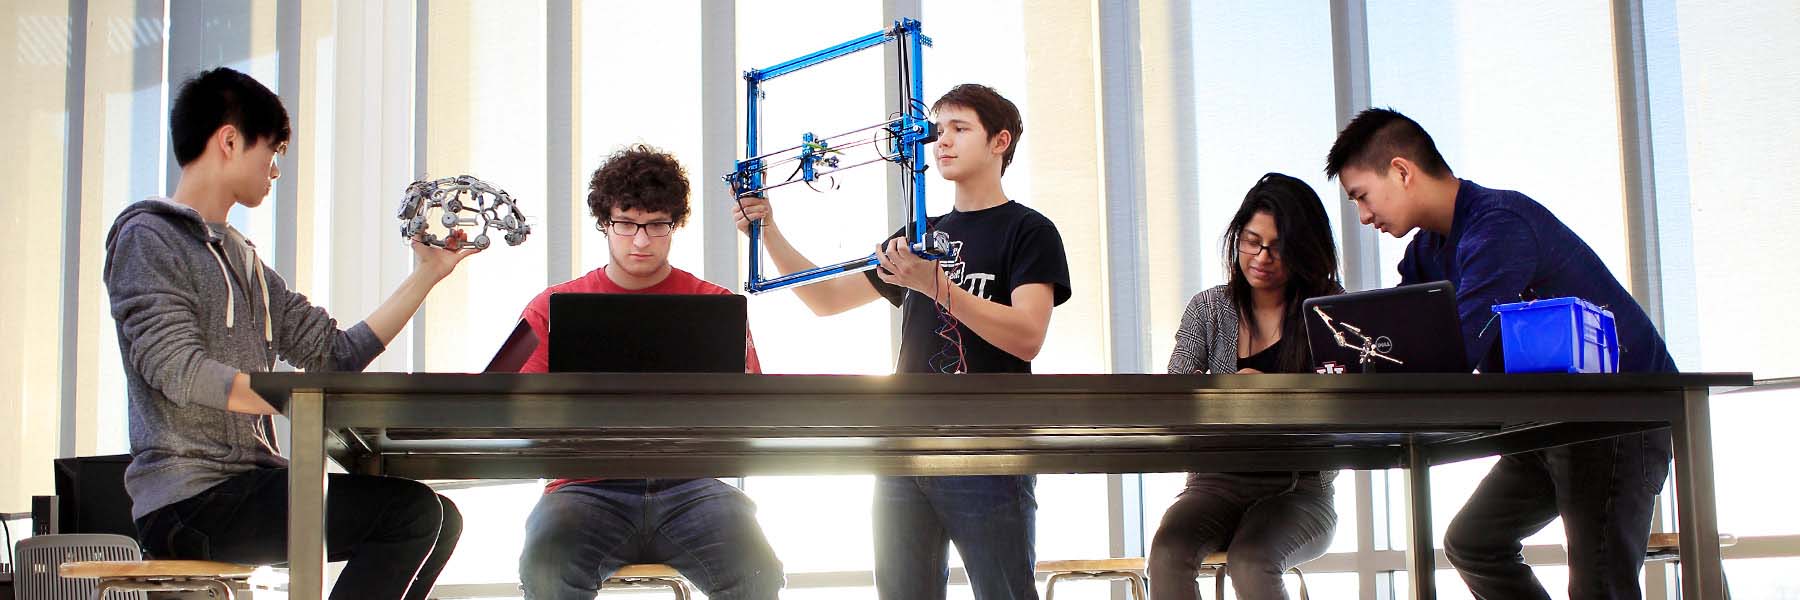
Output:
[1491, 296, 1606, 314]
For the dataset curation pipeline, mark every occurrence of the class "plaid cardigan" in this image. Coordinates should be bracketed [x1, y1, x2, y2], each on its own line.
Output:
[1167, 285, 1241, 375]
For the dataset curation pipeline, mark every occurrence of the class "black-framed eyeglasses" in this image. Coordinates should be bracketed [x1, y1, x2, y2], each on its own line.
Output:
[600, 220, 675, 237]
[1236, 237, 1280, 259]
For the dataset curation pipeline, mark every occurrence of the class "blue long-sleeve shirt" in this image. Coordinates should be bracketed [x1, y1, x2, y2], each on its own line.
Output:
[1397, 179, 1677, 374]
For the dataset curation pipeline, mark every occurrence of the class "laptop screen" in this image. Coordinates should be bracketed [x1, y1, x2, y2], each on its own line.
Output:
[1301, 281, 1470, 374]
[547, 293, 748, 374]
[483, 319, 539, 372]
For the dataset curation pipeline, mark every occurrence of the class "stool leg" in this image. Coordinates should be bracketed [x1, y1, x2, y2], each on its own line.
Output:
[204, 579, 237, 600]
[1289, 567, 1310, 600]
[1126, 572, 1149, 600]
[1672, 559, 1733, 600]
[1044, 572, 1067, 600]
[1214, 565, 1227, 600]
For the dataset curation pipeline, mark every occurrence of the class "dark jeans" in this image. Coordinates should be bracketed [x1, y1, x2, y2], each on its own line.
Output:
[518, 478, 784, 600]
[135, 468, 462, 600]
[1445, 430, 1671, 600]
[873, 475, 1039, 600]
[1148, 471, 1337, 600]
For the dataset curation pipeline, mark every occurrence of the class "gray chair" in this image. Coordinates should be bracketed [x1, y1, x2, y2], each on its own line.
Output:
[12, 533, 144, 600]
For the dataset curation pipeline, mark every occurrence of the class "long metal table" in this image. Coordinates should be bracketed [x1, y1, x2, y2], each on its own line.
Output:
[253, 372, 1750, 599]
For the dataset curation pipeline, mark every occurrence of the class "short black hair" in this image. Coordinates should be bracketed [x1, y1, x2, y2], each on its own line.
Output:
[932, 83, 1024, 174]
[1325, 108, 1451, 180]
[169, 67, 291, 167]
[588, 144, 690, 228]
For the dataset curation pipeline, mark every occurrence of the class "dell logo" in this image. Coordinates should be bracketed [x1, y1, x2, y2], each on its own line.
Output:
[1374, 336, 1394, 354]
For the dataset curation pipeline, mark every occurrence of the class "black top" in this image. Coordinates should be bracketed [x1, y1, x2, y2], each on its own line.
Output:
[1237, 337, 1288, 374]
[866, 201, 1072, 374]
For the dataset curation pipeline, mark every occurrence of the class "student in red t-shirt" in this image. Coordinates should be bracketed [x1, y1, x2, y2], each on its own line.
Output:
[515, 145, 782, 600]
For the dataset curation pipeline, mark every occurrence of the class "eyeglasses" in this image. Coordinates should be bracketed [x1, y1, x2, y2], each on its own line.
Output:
[600, 220, 675, 237]
[1236, 237, 1281, 259]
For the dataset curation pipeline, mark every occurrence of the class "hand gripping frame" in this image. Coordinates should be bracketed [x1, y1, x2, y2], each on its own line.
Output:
[724, 18, 945, 294]
[397, 175, 532, 251]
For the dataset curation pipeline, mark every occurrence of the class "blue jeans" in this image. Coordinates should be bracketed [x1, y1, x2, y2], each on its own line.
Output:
[1444, 430, 1670, 600]
[519, 478, 784, 600]
[874, 475, 1039, 600]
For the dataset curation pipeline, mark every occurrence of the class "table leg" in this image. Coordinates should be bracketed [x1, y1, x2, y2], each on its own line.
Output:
[288, 390, 328, 600]
[1406, 441, 1436, 600]
[1673, 389, 1725, 599]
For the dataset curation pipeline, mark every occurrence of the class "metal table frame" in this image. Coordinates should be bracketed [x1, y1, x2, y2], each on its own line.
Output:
[254, 372, 1748, 599]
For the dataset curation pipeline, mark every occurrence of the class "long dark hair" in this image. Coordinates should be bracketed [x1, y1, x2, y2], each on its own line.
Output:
[1224, 173, 1343, 373]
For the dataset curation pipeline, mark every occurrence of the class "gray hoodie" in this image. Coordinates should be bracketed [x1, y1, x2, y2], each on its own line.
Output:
[104, 198, 384, 520]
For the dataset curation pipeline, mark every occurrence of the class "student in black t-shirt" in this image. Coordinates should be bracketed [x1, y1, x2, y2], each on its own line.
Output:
[733, 83, 1070, 600]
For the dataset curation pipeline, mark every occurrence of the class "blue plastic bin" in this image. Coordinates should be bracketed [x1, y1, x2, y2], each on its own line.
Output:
[1489, 297, 1620, 373]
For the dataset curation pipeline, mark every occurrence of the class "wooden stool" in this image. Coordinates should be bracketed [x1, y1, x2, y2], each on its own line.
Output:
[1198, 552, 1311, 600]
[1646, 532, 1737, 599]
[603, 563, 693, 599]
[1037, 558, 1148, 600]
[1037, 554, 1311, 600]
[59, 560, 256, 600]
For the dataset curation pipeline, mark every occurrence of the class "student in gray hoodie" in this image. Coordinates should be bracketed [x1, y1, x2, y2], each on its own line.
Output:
[104, 67, 479, 600]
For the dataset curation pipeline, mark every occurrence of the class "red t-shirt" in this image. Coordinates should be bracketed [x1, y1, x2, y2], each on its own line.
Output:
[516, 266, 760, 493]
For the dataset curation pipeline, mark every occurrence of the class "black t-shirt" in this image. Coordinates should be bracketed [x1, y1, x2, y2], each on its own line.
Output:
[864, 200, 1072, 374]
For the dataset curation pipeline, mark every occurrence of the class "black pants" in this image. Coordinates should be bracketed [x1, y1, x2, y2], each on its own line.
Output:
[1444, 430, 1670, 600]
[136, 468, 462, 600]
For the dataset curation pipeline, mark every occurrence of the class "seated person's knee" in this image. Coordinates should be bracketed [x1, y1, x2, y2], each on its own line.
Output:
[435, 493, 463, 542]
[1149, 528, 1207, 573]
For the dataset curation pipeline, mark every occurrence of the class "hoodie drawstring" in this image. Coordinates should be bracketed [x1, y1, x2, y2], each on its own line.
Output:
[206, 243, 235, 328]
[208, 230, 276, 368]
[252, 248, 274, 365]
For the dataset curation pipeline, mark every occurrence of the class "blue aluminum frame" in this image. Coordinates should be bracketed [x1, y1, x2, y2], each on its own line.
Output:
[725, 18, 939, 294]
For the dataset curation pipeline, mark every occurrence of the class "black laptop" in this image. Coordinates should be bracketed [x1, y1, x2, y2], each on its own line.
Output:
[1301, 281, 1470, 373]
[547, 293, 747, 373]
[483, 319, 539, 372]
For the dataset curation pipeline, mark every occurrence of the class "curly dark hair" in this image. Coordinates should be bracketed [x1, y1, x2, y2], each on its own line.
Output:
[587, 144, 690, 228]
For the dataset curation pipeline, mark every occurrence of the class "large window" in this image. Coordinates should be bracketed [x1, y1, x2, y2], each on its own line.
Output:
[1368, 1, 1630, 289]
[1648, 3, 1800, 576]
[0, 0, 78, 512]
[6, 1, 1799, 598]
[420, 0, 550, 374]
[577, 0, 705, 281]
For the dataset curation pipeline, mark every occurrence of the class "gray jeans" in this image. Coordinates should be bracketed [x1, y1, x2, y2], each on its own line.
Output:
[1148, 472, 1336, 600]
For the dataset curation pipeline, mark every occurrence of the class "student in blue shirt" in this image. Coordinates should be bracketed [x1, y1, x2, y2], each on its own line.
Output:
[1326, 108, 1677, 600]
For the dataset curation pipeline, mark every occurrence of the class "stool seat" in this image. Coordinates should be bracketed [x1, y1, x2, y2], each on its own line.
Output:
[1036, 557, 1149, 600]
[1036, 558, 1146, 572]
[59, 560, 258, 579]
[1647, 532, 1738, 553]
[612, 563, 683, 579]
[1034, 554, 1230, 573]
[604, 564, 692, 599]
